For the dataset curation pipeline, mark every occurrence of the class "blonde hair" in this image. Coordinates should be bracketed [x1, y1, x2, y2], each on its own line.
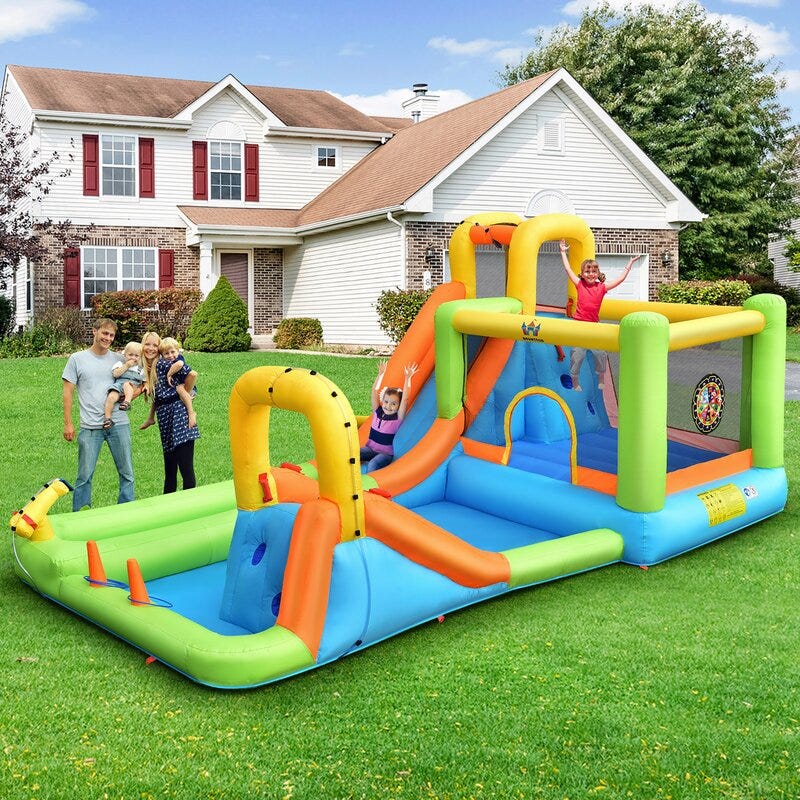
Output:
[140, 331, 161, 397]
[123, 341, 142, 357]
[159, 337, 181, 353]
[580, 259, 606, 283]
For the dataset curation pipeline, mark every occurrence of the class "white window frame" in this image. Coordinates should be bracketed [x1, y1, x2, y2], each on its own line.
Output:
[313, 144, 341, 173]
[80, 245, 158, 310]
[209, 140, 243, 201]
[100, 133, 137, 197]
[537, 116, 565, 155]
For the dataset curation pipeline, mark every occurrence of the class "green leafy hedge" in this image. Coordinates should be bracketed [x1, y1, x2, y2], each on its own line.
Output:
[274, 318, 323, 350]
[656, 280, 751, 306]
[92, 288, 202, 342]
[0, 307, 87, 358]
[184, 276, 251, 352]
[375, 288, 433, 344]
[735, 274, 800, 327]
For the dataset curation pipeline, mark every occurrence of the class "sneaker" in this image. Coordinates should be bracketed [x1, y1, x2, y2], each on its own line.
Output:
[102, 418, 114, 429]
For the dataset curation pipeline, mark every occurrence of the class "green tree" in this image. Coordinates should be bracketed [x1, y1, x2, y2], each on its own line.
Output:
[500, 2, 799, 279]
[786, 234, 800, 271]
[0, 98, 86, 289]
[184, 276, 251, 352]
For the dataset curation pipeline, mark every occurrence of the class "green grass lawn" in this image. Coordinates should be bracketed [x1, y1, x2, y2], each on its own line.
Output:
[1, 352, 798, 799]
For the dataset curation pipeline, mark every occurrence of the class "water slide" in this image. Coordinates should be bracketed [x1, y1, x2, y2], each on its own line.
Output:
[11, 211, 785, 688]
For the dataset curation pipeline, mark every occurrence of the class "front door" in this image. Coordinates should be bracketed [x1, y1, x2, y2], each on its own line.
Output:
[220, 252, 252, 329]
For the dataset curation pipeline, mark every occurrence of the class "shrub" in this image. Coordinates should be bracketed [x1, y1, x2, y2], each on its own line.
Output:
[92, 288, 201, 341]
[184, 276, 251, 352]
[274, 318, 323, 350]
[735, 274, 800, 327]
[375, 288, 433, 344]
[0, 318, 78, 358]
[0, 295, 15, 338]
[39, 306, 87, 344]
[657, 280, 751, 307]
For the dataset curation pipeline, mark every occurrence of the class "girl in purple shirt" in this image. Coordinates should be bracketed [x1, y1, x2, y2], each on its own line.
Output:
[360, 361, 418, 473]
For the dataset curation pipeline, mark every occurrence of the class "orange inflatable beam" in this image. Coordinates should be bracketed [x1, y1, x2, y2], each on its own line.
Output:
[468, 222, 517, 247]
[375, 413, 464, 496]
[364, 492, 510, 588]
[359, 282, 465, 444]
[275, 498, 340, 658]
[272, 465, 320, 503]
[464, 338, 515, 428]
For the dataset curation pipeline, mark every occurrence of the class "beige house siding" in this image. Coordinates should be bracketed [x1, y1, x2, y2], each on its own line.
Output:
[283, 220, 404, 345]
[431, 92, 669, 228]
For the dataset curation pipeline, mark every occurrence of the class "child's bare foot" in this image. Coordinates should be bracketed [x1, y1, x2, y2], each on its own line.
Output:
[140, 418, 155, 430]
[188, 411, 197, 428]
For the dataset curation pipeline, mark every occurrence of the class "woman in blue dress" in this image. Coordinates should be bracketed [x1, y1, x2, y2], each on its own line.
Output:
[140, 332, 200, 493]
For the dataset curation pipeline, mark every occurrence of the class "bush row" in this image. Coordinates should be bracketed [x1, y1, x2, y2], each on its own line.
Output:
[91, 288, 202, 343]
[656, 280, 751, 306]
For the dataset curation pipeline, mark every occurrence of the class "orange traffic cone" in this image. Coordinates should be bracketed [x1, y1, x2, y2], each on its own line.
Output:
[86, 540, 107, 586]
[126, 558, 150, 605]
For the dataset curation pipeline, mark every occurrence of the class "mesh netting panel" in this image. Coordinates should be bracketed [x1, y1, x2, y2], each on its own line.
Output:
[607, 338, 742, 443]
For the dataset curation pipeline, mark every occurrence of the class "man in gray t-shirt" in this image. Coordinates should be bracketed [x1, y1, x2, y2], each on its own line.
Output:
[62, 318, 134, 511]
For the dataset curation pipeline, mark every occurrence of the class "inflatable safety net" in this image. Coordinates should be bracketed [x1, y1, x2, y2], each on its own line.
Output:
[606, 338, 742, 449]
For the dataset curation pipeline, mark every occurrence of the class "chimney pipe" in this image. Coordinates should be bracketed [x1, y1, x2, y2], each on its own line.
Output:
[412, 83, 428, 96]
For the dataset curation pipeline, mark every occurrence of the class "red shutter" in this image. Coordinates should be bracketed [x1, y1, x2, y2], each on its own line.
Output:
[139, 137, 155, 198]
[244, 143, 259, 202]
[82, 134, 99, 196]
[158, 249, 174, 288]
[192, 141, 208, 200]
[64, 248, 81, 307]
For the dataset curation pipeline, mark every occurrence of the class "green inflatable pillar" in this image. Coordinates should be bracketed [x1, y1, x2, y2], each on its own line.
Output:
[744, 294, 786, 468]
[617, 312, 669, 512]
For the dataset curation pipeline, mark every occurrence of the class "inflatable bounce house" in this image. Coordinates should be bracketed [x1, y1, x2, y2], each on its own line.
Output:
[10, 213, 787, 688]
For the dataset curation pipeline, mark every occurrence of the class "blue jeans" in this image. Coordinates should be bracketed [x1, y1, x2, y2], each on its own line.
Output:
[73, 425, 135, 511]
[360, 446, 393, 474]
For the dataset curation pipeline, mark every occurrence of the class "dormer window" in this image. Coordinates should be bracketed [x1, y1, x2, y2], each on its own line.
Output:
[101, 134, 136, 196]
[317, 146, 338, 168]
[210, 141, 242, 200]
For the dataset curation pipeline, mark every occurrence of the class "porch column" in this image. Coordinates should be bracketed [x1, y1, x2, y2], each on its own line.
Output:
[199, 241, 215, 297]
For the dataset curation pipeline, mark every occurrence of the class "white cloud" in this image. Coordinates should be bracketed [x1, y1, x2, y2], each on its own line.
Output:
[708, 14, 793, 59]
[338, 42, 372, 57]
[427, 36, 507, 57]
[725, 0, 781, 7]
[330, 87, 473, 118]
[559, 2, 794, 63]
[493, 47, 527, 65]
[779, 69, 800, 92]
[0, 0, 92, 44]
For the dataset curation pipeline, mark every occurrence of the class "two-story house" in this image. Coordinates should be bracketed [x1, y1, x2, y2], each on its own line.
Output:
[2, 64, 703, 345]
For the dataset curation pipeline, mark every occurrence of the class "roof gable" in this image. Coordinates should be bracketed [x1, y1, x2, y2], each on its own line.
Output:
[7, 65, 393, 133]
[298, 73, 556, 226]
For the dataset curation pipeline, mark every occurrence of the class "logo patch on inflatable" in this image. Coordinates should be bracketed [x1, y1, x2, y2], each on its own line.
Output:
[692, 374, 725, 433]
[521, 319, 541, 340]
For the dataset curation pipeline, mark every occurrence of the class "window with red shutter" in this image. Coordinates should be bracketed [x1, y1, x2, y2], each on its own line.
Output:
[192, 141, 208, 200]
[139, 138, 155, 198]
[64, 248, 81, 307]
[82, 135, 99, 196]
[158, 250, 175, 288]
[244, 143, 259, 202]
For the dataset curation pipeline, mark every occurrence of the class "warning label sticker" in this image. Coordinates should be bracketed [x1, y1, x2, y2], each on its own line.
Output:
[697, 484, 747, 527]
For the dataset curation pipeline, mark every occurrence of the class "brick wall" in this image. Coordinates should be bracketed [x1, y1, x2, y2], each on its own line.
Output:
[253, 248, 283, 334]
[35, 224, 199, 320]
[405, 221, 458, 289]
[593, 228, 679, 300]
[405, 221, 678, 300]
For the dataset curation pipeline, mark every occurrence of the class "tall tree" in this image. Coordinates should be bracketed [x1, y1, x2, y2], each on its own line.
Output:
[0, 100, 82, 292]
[501, 2, 799, 279]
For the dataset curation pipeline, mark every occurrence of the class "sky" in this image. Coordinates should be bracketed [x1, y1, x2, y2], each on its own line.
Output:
[1, 0, 799, 121]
